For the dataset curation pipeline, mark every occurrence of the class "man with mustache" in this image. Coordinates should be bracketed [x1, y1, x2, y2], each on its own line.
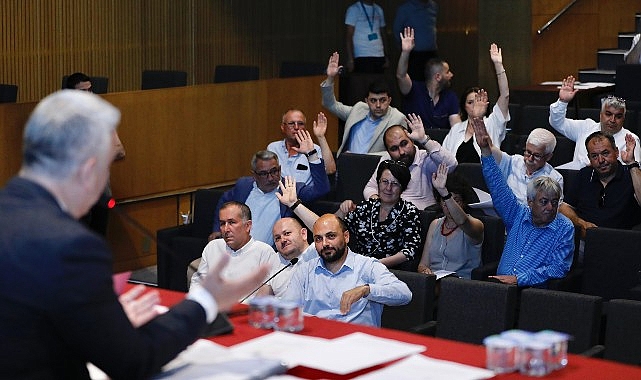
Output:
[559, 132, 641, 245]
[472, 116, 574, 287]
[549, 76, 641, 170]
[281, 213, 411, 327]
[363, 117, 457, 210]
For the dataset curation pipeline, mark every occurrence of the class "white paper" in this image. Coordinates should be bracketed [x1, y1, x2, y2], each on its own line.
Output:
[353, 354, 495, 380]
[230, 331, 426, 375]
[433, 270, 458, 280]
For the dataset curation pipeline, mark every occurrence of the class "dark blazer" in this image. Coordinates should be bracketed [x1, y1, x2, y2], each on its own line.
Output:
[0, 177, 207, 379]
[212, 160, 330, 232]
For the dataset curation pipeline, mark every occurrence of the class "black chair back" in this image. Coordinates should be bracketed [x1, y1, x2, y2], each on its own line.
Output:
[335, 153, 381, 203]
[382, 270, 436, 332]
[0, 84, 18, 103]
[213, 65, 259, 83]
[142, 70, 187, 90]
[604, 299, 641, 365]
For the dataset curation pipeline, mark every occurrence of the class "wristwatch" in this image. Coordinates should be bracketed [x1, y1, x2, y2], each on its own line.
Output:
[628, 162, 640, 170]
[305, 149, 318, 158]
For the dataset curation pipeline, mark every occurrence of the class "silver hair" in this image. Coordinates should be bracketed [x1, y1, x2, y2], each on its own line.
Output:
[526, 176, 562, 202]
[22, 90, 120, 179]
[526, 128, 557, 156]
[251, 150, 279, 171]
[601, 95, 626, 114]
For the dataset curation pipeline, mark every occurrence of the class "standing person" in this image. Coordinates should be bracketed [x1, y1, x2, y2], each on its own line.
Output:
[345, 1, 389, 74]
[397, 27, 460, 130]
[549, 76, 641, 169]
[393, 0, 438, 81]
[0, 90, 268, 379]
[322, 52, 407, 156]
[442, 44, 510, 163]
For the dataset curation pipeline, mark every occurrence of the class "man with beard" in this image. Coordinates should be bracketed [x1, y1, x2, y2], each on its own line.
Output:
[363, 119, 457, 210]
[559, 132, 641, 242]
[281, 214, 411, 327]
[472, 117, 574, 287]
[256, 217, 318, 297]
[209, 150, 330, 246]
[396, 27, 460, 130]
[549, 75, 641, 169]
[191, 201, 280, 302]
[321, 52, 407, 156]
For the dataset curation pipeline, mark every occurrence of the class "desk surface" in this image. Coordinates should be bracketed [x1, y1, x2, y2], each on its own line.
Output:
[154, 286, 641, 379]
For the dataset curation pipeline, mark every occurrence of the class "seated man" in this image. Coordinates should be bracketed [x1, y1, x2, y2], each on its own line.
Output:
[397, 27, 460, 129]
[281, 213, 412, 327]
[257, 217, 318, 298]
[363, 121, 457, 210]
[0, 90, 268, 378]
[210, 150, 330, 246]
[549, 76, 641, 169]
[267, 109, 336, 185]
[485, 127, 563, 205]
[559, 131, 641, 241]
[191, 201, 280, 301]
[472, 116, 574, 287]
[321, 52, 407, 156]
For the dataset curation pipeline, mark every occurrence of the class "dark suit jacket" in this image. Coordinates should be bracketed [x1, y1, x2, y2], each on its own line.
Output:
[212, 160, 330, 232]
[0, 177, 207, 379]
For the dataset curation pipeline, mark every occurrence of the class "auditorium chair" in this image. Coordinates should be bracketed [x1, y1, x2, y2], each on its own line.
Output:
[278, 61, 326, 78]
[381, 270, 436, 333]
[142, 70, 188, 90]
[603, 299, 641, 365]
[157, 188, 224, 291]
[213, 65, 259, 83]
[0, 84, 18, 103]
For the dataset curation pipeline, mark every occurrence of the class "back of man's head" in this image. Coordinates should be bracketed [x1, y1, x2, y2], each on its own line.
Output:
[424, 58, 445, 83]
[65, 72, 91, 90]
[22, 90, 120, 180]
[527, 128, 557, 156]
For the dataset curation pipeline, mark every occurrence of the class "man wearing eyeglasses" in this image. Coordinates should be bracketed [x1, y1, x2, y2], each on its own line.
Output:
[267, 109, 336, 185]
[549, 75, 641, 170]
[209, 150, 330, 247]
[559, 132, 641, 246]
[472, 117, 574, 287]
[321, 52, 407, 156]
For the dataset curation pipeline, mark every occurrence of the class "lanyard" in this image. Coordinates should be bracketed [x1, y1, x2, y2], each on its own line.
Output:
[359, 1, 376, 33]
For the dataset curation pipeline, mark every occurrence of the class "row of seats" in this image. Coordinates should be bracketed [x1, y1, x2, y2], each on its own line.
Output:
[382, 276, 641, 365]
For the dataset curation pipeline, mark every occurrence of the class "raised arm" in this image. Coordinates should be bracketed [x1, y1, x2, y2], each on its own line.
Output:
[276, 176, 320, 230]
[490, 43, 510, 119]
[324, 51, 342, 87]
[396, 27, 414, 95]
[472, 90, 502, 162]
[622, 133, 641, 206]
[312, 112, 336, 175]
[558, 75, 579, 104]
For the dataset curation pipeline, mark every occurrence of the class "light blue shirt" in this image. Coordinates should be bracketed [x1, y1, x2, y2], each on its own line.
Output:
[498, 152, 563, 205]
[282, 249, 412, 327]
[245, 183, 281, 247]
[347, 116, 383, 154]
[482, 155, 574, 287]
[267, 139, 322, 185]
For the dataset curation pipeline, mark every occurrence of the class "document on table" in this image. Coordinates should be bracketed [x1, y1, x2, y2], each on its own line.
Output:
[353, 354, 495, 380]
[230, 331, 426, 375]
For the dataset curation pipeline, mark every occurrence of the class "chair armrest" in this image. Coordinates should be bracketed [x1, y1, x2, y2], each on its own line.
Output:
[547, 268, 584, 292]
[410, 320, 438, 336]
[581, 345, 605, 358]
[471, 262, 499, 281]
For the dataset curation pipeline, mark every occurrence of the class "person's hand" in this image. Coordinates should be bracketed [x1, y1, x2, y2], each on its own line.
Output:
[340, 285, 369, 314]
[400, 27, 415, 53]
[339, 200, 357, 215]
[489, 43, 502, 64]
[276, 176, 299, 207]
[405, 113, 428, 143]
[577, 219, 598, 239]
[621, 133, 637, 164]
[559, 75, 578, 103]
[119, 285, 161, 328]
[488, 275, 518, 285]
[470, 116, 493, 153]
[326, 52, 342, 78]
[312, 112, 328, 139]
[431, 162, 449, 195]
[208, 231, 222, 241]
[292, 130, 315, 155]
[470, 89, 489, 118]
[200, 253, 270, 312]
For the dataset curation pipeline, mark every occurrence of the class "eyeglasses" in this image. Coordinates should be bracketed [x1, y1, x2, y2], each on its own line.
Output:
[253, 167, 281, 178]
[379, 179, 402, 188]
[523, 149, 546, 161]
[283, 121, 305, 128]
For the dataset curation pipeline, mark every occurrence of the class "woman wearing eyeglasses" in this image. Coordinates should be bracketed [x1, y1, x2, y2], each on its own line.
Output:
[418, 162, 484, 279]
[278, 160, 422, 269]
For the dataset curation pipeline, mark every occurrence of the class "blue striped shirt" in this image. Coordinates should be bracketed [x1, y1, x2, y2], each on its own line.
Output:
[481, 155, 574, 287]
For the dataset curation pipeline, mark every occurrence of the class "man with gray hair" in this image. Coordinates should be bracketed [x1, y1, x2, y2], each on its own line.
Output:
[210, 149, 330, 246]
[483, 127, 563, 205]
[549, 75, 641, 169]
[0, 90, 268, 378]
[472, 116, 574, 287]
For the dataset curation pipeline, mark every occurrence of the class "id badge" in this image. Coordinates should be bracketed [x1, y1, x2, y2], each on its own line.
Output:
[368, 33, 378, 41]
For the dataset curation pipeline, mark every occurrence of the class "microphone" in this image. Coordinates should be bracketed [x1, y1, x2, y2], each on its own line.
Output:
[239, 258, 299, 303]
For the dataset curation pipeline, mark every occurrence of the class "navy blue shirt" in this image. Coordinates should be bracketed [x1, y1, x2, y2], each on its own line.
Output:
[402, 81, 459, 129]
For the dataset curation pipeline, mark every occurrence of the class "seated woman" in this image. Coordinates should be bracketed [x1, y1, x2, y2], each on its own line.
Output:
[278, 160, 422, 268]
[418, 163, 484, 279]
[442, 43, 510, 163]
